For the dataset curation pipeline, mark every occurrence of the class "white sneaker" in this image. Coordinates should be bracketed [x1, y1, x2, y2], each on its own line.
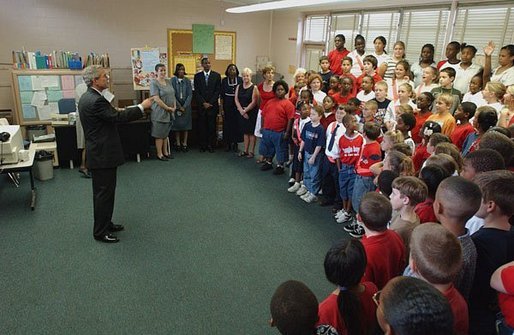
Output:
[303, 193, 318, 203]
[288, 178, 295, 184]
[288, 182, 301, 193]
[336, 211, 353, 224]
[296, 185, 308, 196]
[300, 192, 311, 200]
[334, 209, 347, 218]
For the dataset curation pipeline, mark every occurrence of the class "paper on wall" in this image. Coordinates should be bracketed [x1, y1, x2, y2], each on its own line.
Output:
[38, 102, 58, 120]
[31, 91, 47, 108]
[31, 76, 44, 90]
[40, 76, 60, 88]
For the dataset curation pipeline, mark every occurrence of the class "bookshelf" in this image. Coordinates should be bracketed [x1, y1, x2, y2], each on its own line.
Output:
[11, 68, 111, 126]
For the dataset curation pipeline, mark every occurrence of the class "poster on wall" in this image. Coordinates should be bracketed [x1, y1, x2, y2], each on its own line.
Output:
[131, 47, 167, 90]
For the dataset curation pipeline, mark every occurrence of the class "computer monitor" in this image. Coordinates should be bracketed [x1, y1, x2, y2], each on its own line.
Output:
[0, 125, 25, 164]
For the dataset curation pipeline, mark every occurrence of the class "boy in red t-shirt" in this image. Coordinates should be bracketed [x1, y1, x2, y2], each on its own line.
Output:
[356, 55, 383, 90]
[410, 223, 469, 335]
[328, 34, 350, 75]
[348, 122, 382, 238]
[334, 114, 363, 224]
[358, 192, 406, 289]
[332, 76, 355, 106]
[451, 102, 476, 151]
[260, 80, 295, 175]
[491, 261, 514, 334]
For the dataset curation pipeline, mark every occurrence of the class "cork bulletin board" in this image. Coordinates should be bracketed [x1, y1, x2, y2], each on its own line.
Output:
[167, 29, 236, 78]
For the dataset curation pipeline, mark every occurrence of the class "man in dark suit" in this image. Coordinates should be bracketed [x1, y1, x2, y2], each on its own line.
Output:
[193, 57, 221, 152]
[78, 65, 152, 243]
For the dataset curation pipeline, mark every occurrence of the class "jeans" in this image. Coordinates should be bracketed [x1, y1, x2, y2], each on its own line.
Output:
[259, 129, 288, 164]
[303, 151, 322, 195]
[352, 175, 376, 212]
[338, 164, 356, 201]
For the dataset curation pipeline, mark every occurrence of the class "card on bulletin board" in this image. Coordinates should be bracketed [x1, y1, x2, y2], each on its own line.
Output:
[192, 24, 214, 54]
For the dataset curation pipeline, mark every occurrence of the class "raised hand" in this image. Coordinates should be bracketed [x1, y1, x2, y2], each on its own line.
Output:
[484, 41, 495, 57]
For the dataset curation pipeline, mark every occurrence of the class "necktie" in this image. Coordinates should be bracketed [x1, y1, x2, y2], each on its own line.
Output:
[205, 73, 209, 85]
[328, 124, 340, 151]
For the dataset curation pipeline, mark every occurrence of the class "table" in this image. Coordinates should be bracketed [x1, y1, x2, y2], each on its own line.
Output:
[53, 120, 152, 167]
[0, 143, 36, 210]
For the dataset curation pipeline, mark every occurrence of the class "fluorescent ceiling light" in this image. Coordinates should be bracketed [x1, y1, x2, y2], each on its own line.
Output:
[226, 0, 350, 13]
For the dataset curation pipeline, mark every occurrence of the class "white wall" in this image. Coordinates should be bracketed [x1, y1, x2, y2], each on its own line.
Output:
[0, 0, 272, 114]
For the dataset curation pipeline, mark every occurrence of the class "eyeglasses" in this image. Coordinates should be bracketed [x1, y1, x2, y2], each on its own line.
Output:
[372, 290, 381, 306]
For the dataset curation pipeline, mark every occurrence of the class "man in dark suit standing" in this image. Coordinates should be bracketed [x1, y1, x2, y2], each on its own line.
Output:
[193, 57, 221, 153]
[79, 65, 152, 243]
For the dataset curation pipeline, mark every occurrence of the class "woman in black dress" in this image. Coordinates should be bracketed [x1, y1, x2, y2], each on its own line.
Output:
[220, 64, 243, 152]
[235, 67, 260, 157]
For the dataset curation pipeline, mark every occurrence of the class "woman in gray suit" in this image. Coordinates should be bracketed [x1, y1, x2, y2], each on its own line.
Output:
[150, 63, 176, 160]
[171, 63, 193, 152]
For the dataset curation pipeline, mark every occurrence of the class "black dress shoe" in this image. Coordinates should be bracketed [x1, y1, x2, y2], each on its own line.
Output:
[208, 146, 215, 153]
[157, 156, 168, 161]
[200, 146, 206, 152]
[94, 234, 119, 243]
[109, 224, 124, 232]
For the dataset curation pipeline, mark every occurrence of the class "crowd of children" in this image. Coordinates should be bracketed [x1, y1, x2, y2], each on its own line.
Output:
[260, 35, 514, 335]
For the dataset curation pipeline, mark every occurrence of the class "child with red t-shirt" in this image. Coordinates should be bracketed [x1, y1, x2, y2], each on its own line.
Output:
[351, 123, 382, 217]
[412, 92, 435, 144]
[317, 239, 378, 335]
[415, 164, 450, 224]
[451, 102, 476, 151]
[260, 80, 295, 175]
[332, 76, 355, 106]
[327, 75, 340, 98]
[356, 55, 383, 90]
[410, 223, 469, 335]
[328, 34, 350, 75]
[358, 192, 406, 289]
[491, 261, 514, 334]
[413, 121, 442, 174]
[334, 114, 363, 224]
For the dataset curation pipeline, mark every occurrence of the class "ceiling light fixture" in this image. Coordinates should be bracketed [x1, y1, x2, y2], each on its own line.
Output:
[226, 0, 350, 13]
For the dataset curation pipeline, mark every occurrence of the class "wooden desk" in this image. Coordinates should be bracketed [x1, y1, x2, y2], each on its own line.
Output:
[0, 144, 37, 210]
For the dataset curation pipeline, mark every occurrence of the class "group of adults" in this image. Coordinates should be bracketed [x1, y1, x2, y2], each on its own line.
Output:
[148, 57, 277, 158]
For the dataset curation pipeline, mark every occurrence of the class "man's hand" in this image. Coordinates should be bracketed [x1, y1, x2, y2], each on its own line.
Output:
[202, 102, 211, 109]
[140, 97, 153, 110]
[308, 156, 315, 165]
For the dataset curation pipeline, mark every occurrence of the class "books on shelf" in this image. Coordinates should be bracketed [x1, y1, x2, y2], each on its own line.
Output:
[12, 50, 110, 70]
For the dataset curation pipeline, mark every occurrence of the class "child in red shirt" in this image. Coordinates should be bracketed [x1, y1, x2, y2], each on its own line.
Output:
[260, 80, 295, 175]
[412, 92, 435, 144]
[332, 76, 355, 106]
[328, 34, 350, 75]
[358, 192, 406, 289]
[318, 239, 378, 335]
[410, 223, 469, 335]
[451, 102, 476, 151]
[491, 261, 514, 334]
[413, 121, 442, 174]
[327, 75, 340, 98]
[334, 114, 363, 224]
[356, 55, 383, 90]
[415, 164, 450, 223]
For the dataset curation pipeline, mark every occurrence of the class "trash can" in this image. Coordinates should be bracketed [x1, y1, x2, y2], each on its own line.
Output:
[33, 150, 54, 181]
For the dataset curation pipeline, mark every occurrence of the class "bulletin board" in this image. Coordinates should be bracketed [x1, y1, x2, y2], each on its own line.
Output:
[11, 69, 111, 125]
[167, 29, 236, 78]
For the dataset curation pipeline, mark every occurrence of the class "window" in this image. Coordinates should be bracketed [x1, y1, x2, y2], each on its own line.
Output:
[327, 13, 360, 51]
[361, 12, 400, 54]
[454, 5, 514, 56]
[304, 15, 329, 43]
[398, 8, 450, 62]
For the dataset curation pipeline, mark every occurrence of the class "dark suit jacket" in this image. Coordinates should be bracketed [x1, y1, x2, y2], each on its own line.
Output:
[78, 87, 143, 169]
[193, 71, 221, 109]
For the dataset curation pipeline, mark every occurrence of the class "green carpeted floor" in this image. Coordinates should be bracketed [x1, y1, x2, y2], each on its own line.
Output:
[0, 149, 348, 334]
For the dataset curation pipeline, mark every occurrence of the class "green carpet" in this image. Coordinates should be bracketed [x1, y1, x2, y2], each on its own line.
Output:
[0, 149, 348, 334]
